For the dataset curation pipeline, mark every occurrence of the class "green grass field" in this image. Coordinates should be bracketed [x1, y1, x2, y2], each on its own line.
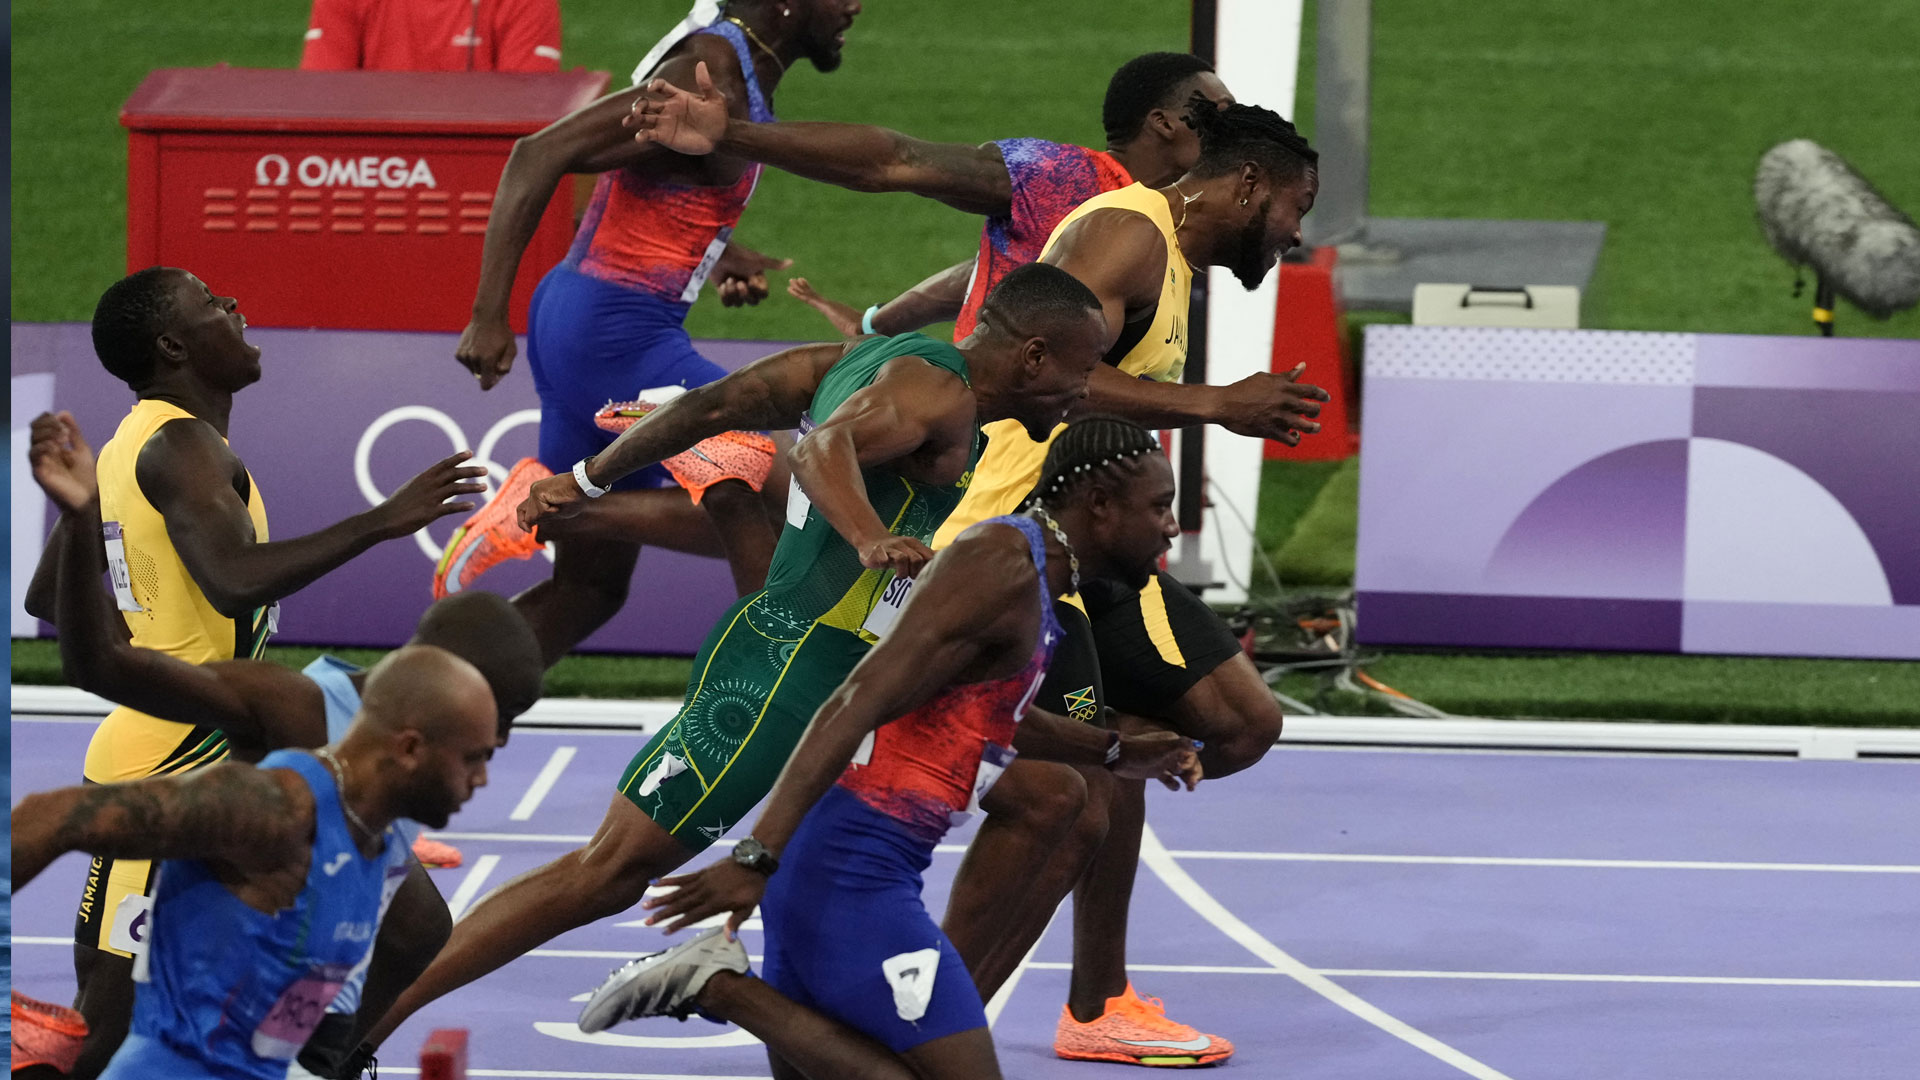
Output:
[12, 1, 1918, 723]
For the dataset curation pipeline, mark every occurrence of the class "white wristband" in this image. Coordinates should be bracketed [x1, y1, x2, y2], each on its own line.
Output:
[861, 304, 882, 335]
[572, 458, 609, 498]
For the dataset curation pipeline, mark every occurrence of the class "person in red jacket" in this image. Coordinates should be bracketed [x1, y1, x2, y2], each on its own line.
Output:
[300, 0, 563, 73]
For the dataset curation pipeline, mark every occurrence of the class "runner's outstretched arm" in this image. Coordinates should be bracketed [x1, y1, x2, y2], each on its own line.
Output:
[31, 412, 326, 756]
[12, 761, 306, 891]
[641, 531, 1037, 935]
[790, 259, 974, 338]
[460, 39, 756, 389]
[517, 342, 849, 529]
[628, 61, 1015, 216]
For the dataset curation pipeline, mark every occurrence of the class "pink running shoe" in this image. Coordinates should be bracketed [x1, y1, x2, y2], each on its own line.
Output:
[433, 457, 551, 599]
[593, 401, 775, 505]
[12, 991, 89, 1074]
[1053, 983, 1233, 1067]
[412, 834, 464, 869]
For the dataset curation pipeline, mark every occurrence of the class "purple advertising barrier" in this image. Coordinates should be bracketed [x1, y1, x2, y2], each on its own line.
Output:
[1355, 326, 1920, 660]
[10, 322, 804, 654]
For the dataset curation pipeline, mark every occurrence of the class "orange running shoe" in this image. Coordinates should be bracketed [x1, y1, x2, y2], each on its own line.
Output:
[412, 834, 463, 869]
[594, 400, 776, 505]
[12, 990, 90, 1074]
[1053, 983, 1233, 1067]
[433, 457, 551, 599]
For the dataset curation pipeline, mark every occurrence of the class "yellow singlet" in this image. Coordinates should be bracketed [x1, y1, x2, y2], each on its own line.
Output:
[86, 399, 272, 784]
[933, 183, 1191, 548]
[78, 399, 273, 957]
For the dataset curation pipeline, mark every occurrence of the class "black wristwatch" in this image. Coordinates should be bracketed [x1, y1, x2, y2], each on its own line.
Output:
[732, 836, 780, 877]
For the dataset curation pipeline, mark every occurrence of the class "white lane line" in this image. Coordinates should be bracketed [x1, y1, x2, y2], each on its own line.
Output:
[526, 949, 766, 962]
[1141, 823, 1516, 1080]
[1320, 969, 1920, 988]
[1164, 851, 1920, 874]
[370, 1060, 768, 1068]
[427, 833, 1918, 874]
[510, 746, 578, 822]
[983, 912, 1053, 1029]
[373, 1069, 770, 1079]
[1022, 961, 1920, 988]
[445, 854, 502, 920]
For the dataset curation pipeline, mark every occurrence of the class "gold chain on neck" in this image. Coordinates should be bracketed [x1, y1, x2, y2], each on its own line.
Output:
[1167, 181, 1204, 273]
[726, 15, 787, 75]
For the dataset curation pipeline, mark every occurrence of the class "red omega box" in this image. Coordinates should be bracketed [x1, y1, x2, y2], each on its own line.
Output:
[120, 67, 610, 333]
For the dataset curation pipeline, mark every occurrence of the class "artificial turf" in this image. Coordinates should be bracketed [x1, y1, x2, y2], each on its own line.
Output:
[11, 0, 1917, 723]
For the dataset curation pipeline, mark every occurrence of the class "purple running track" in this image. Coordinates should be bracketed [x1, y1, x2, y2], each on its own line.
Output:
[11, 716, 1918, 1079]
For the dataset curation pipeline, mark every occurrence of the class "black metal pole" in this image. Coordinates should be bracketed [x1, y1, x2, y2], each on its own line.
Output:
[1814, 276, 1836, 337]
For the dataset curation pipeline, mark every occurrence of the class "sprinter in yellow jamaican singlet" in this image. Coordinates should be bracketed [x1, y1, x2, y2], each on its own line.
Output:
[33, 266, 488, 1077]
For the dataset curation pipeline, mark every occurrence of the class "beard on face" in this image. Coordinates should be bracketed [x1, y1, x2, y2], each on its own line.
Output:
[1229, 196, 1274, 291]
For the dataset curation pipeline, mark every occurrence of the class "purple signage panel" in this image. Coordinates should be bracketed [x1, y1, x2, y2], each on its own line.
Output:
[11, 323, 803, 654]
[1355, 326, 1920, 659]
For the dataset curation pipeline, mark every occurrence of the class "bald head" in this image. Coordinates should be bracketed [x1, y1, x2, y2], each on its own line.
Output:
[351, 644, 497, 829]
[408, 591, 544, 741]
[358, 644, 496, 743]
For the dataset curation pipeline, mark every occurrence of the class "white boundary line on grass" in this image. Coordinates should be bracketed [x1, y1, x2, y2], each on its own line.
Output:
[16, 686, 1920, 758]
[1140, 823, 1517, 1080]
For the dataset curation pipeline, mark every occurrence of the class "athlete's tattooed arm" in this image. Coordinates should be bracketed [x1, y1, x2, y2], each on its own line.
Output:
[642, 527, 1037, 935]
[516, 342, 849, 530]
[628, 62, 1015, 217]
[11, 762, 311, 891]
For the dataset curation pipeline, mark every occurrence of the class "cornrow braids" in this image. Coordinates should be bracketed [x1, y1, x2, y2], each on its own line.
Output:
[1184, 98, 1318, 184]
[1033, 415, 1162, 508]
[1102, 52, 1216, 146]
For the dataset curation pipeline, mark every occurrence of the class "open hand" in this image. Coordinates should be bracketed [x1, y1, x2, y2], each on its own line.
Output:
[1216, 363, 1330, 446]
[627, 61, 729, 156]
[788, 278, 865, 337]
[456, 317, 518, 391]
[375, 451, 487, 538]
[28, 411, 97, 513]
[641, 859, 766, 939]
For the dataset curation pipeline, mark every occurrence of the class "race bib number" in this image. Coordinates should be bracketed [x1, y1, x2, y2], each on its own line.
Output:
[859, 572, 914, 639]
[251, 966, 350, 1060]
[108, 892, 153, 960]
[680, 225, 734, 304]
[102, 521, 143, 612]
[958, 742, 1018, 823]
[785, 481, 812, 529]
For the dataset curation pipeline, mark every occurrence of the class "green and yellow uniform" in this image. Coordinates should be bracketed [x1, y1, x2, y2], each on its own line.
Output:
[619, 333, 982, 850]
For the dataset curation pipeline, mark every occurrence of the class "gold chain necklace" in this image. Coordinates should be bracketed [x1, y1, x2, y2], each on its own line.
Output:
[726, 16, 787, 75]
[1167, 182, 1204, 274]
[316, 747, 376, 844]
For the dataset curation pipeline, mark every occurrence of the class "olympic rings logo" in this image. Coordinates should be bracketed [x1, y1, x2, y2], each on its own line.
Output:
[353, 405, 553, 565]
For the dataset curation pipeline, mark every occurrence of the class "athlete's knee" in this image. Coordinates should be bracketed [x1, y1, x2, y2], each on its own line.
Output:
[376, 871, 454, 981]
[551, 543, 636, 611]
[71, 951, 136, 1079]
[982, 762, 1087, 839]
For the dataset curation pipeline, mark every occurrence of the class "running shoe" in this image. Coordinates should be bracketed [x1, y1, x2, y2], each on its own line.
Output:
[593, 401, 776, 505]
[432, 457, 550, 599]
[1053, 983, 1233, 1067]
[578, 927, 751, 1031]
[11, 990, 89, 1074]
[412, 833, 463, 869]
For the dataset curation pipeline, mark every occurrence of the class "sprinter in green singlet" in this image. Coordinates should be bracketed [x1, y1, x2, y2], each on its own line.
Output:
[360, 263, 1107, 1051]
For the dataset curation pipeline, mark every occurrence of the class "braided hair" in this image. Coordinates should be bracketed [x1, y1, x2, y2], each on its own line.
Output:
[92, 266, 183, 389]
[1102, 52, 1216, 145]
[1185, 99, 1318, 185]
[1032, 415, 1163, 509]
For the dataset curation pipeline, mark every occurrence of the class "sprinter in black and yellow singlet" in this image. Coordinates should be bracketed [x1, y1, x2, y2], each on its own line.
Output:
[928, 103, 1331, 1066]
[359, 262, 1110, 1050]
[25, 266, 497, 1079]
